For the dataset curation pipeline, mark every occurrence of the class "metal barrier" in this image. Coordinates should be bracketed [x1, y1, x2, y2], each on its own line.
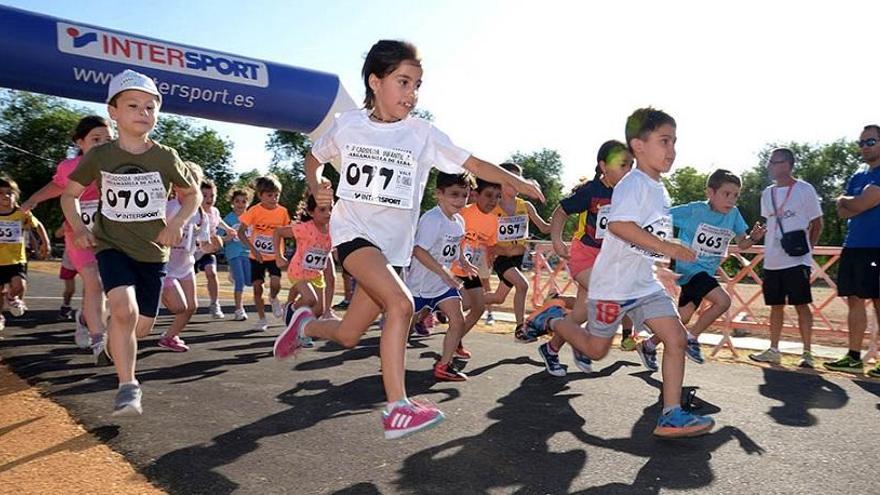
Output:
[527, 242, 878, 360]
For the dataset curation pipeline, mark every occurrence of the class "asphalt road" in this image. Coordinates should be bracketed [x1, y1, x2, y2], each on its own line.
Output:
[1, 270, 878, 494]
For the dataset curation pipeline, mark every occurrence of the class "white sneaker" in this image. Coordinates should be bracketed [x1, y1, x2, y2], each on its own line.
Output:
[74, 310, 91, 349]
[254, 317, 268, 331]
[270, 298, 283, 319]
[210, 303, 225, 319]
[233, 308, 248, 321]
[484, 311, 495, 326]
[748, 348, 781, 364]
[8, 297, 26, 317]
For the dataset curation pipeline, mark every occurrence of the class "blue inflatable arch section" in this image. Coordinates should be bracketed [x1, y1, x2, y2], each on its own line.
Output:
[0, 5, 356, 138]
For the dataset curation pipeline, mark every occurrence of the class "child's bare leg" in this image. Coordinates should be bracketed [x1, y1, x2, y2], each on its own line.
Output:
[645, 316, 687, 410]
[438, 298, 466, 364]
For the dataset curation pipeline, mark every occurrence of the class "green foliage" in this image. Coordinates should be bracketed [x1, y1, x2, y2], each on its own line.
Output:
[663, 166, 707, 205]
[508, 148, 564, 234]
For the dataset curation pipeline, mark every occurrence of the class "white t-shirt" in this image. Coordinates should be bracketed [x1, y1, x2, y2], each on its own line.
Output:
[589, 168, 672, 300]
[311, 109, 470, 267]
[405, 207, 466, 298]
[760, 179, 822, 270]
[165, 199, 204, 280]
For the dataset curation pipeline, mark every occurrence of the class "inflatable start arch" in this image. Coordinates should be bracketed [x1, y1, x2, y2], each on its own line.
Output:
[0, 5, 355, 137]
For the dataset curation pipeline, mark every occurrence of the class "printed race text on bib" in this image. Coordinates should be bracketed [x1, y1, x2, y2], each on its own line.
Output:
[0, 220, 22, 244]
[79, 200, 99, 231]
[691, 223, 734, 257]
[253, 234, 274, 255]
[463, 244, 484, 267]
[336, 144, 415, 209]
[173, 224, 195, 252]
[302, 247, 330, 271]
[629, 215, 672, 261]
[498, 215, 528, 242]
[595, 205, 611, 240]
[440, 234, 463, 265]
[100, 171, 167, 223]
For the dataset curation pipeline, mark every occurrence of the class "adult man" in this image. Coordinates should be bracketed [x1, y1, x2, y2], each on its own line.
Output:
[749, 148, 823, 368]
[826, 125, 880, 377]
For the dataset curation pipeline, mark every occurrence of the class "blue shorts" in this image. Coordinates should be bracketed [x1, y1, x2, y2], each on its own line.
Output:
[413, 287, 461, 313]
[96, 249, 167, 318]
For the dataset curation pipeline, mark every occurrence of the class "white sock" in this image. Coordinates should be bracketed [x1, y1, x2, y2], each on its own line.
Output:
[119, 380, 139, 388]
[385, 398, 409, 413]
[770, 347, 779, 353]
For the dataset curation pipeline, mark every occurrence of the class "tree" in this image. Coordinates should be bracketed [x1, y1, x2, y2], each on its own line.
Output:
[507, 148, 565, 234]
[664, 166, 707, 205]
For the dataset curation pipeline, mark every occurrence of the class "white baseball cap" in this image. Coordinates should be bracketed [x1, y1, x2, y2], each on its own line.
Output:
[106, 69, 162, 104]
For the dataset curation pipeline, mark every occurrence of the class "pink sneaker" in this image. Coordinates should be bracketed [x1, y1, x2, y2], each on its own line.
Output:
[274, 307, 314, 360]
[158, 335, 189, 352]
[382, 400, 445, 439]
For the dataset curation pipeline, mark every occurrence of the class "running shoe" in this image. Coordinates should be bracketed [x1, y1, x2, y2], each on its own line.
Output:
[654, 407, 714, 437]
[748, 348, 781, 364]
[824, 354, 863, 374]
[685, 337, 704, 364]
[434, 361, 468, 381]
[382, 400, 445, 439]
[8, 297, 25, 317]
[523, 304, 566, 342]
[513, 324, 534, 343]
[254, 317, 269, 332]
[798, 351, 814, 369]
[158, 335, 189, 352]
[273, 307, 314, 360]
[620, 336, 638, 352]
[484, 311, 495, 326]
[210, 303, 225, 319]
[270, 298, 283, 319]
[412, 321, 430, 337]
[572, 349, 593, 373]
[868, 363, 880, 378]
[538, 342, 567, 377]
[453, 343, 472, 360]
[332, 299, 350, 311]
[233, 308, 248, 321]
[74, 310, 91, 349]
[58, 305, 73, 321]
[91, 335, 112, 367]
[112, 383, 143, 417]
[636, 340, 659, 372]
[434, 311, 448, 324]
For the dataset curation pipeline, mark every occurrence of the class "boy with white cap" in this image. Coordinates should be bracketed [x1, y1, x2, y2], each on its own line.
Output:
[61, 69, 200, 416]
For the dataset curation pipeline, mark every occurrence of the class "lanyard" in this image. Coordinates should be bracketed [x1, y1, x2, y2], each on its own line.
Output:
[772, 184, 795, 218]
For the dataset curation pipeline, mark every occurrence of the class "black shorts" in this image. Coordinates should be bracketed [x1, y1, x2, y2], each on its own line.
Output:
[250, 259, 282, 283]
[836, 247, 880, 299]
[194, 253, 217, 273]
[0, 263, 27, 285]
[678, 271, 721, 308]
[457, 275, 484, 290]
[96, 249, 166, 318]
[335, 238, 402, 275]
[493, 255, 524, 287]
[762, 265, 812, 306]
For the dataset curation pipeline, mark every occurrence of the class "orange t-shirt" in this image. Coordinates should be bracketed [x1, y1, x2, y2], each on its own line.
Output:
[451, 203, 497, 277]
[238, 203, 291, 261]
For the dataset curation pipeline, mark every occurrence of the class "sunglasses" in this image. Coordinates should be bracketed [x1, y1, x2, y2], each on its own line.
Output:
[858, 138, 878, 148]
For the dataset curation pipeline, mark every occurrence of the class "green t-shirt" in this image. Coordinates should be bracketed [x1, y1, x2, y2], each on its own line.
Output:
[69, 140, 193, 263]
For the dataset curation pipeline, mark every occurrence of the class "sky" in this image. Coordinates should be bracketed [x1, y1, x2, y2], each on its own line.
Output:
[3, 0, 879, 188]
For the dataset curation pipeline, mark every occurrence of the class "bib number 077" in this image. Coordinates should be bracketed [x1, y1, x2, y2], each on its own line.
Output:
[346, 163, 394, 190]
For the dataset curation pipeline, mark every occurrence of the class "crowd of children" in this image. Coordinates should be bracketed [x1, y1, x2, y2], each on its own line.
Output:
[5, 38, 875, 445]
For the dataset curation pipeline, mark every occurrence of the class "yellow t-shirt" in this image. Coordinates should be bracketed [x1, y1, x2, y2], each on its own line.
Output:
[493, 197, 530, 248]
[0, 208, 39, 266]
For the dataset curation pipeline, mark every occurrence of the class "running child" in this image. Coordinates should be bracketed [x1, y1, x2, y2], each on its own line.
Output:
[482, 162, 551, 340]
[194, 179, 235, 319]
[273, 39, 543, 439]
[56, 226, 78, 322]
[405, 172, 478, 381]
[539, 140, 634, 376]
[237, 175, 290, 331]
[21, 115, 113, 362]
[0, 175, 50, 327]
[222, 187, 253, 321]
[62, 69, 200, 416]
[526, 107, 714, 437]
[273, 193, 334, 325]
[637, 169, 766, 370]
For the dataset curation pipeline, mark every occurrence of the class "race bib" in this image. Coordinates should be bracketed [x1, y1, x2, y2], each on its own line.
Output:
[629, 215, 673, 261]
[253, 234, 274, 255]
[463, 244, 484, 267]
[79, 200, 99, 231]
[336, 144, 415, 209]
[0, 220, 22, 244]
[498, 215, 529, 242]
[302, 247, 330, 271]
[100, 171, 167, 223]
[691, 223, 734, 257]
[595, 205, 611, 240]
[439, 234, 463, 265]
[174, 223, 195, 252]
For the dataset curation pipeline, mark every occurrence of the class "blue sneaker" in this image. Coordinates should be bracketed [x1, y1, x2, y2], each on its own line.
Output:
[685, 337, 704, 364]
[538, 343, 567, 377]
[523, 303, 566, 342]
[636, 340, 659, 372]
[572, 349, 592, 373]
[654, 407, 714, 437]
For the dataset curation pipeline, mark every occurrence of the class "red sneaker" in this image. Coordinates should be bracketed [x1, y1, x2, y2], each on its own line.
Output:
[433, 361, 468, 381]
[274, 307, 314, 360]
[453, 343, 472, 360]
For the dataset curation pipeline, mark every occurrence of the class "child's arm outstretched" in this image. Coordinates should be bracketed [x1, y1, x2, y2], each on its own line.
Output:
[20, 182, 64, 212]
[413, 246, 463, 290]
[525, 201, 551, 234]
[158, 185, 201, 247]
[463, 157, 545, 203]
[734, 222, 767, 250]
[273, 225, 294, 268]
[549, 206, 570, 259]
[28, 214, 50, 260]
[608, 221, 696, 262]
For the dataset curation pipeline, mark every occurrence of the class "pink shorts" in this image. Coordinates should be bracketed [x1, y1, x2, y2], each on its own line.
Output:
[63, 231, 97, 271]
[567, 242, 600, 277]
